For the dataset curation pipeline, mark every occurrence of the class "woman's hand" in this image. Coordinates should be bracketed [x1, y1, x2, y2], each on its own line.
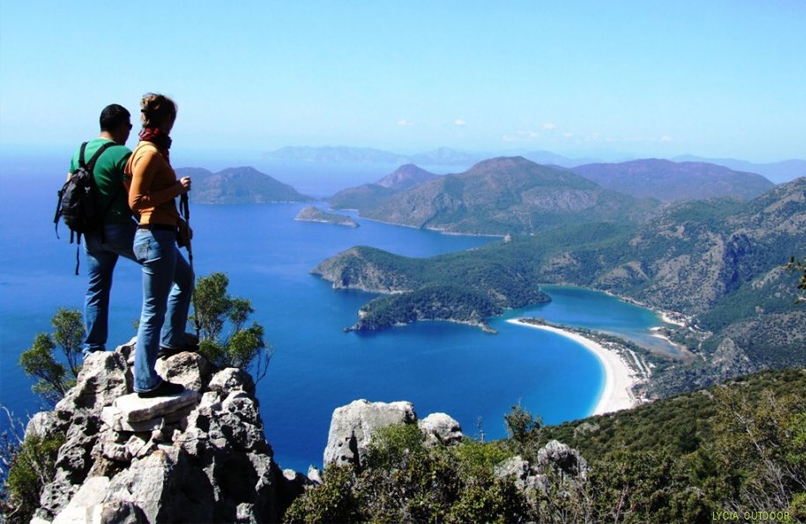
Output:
[176, 176, 192, 194]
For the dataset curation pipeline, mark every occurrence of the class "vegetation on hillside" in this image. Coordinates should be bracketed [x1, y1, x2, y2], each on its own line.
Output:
[314, 244, 550, 331]
[286, 369, 806, 523]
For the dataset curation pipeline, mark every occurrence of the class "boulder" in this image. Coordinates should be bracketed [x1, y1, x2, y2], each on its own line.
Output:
[25, 411, 57, 440]
[494, 455, 546, 493]
[323, 399, 417, 468]
[54, 352, 129, 421]
[155, 352, 214, 391]
[208, 367, 256, 398]
[113, 390, 200, 423]
[536, 440, 590, 480]
[418, 412, 463, 446]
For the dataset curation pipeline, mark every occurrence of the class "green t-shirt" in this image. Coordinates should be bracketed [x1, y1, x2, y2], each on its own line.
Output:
[68, 138, 133, 225]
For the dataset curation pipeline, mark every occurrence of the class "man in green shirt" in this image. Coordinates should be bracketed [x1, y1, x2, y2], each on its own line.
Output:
[67, 104, 137, 355]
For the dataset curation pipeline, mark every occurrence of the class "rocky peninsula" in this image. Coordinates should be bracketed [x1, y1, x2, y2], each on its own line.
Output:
[294, 206, 359, 228]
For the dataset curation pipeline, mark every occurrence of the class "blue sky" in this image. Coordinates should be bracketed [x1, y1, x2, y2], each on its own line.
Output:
[1, 0, 804, 162]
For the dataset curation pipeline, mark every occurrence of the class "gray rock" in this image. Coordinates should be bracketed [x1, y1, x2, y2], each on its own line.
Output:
[494, 455, 546, 493]
[155, 352, 214, 391]
[208, 367, 256, 398]
[31, 343, 294, 524]
[25, 411, 57, 440]
[418, 412, 463, 446]
[115, 337, 137, 362]
[307, 466, 323, 485]
[536, 440, 590, 479]
[114, 390, 200, 423]
[51, 476, 109, 524]
[100, 404, 195, 433]
[323, 399, 417, 468]
[54, 352, 129, 421]
[103, 450, 176, 523]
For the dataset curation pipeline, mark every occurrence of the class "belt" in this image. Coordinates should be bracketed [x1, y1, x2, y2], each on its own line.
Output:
[138, 223, 176, 232]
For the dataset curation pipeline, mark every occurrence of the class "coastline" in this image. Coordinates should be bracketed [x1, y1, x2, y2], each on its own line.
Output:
[506, 319, 639, 416]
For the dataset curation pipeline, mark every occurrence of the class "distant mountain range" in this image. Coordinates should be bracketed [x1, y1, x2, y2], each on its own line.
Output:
[176, 166, 313, 204]
[351, 157, 659, 235]
[570, 159, 774, 202]
[263, 146, 806, 182]
[672, 155, 806, 184]
[328, 157, 784, 235]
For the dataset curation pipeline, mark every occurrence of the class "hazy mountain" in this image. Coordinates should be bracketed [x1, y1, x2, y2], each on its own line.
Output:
[327, 164, 439, 210]
[571, 159, 774, 202]
[521, 149, 599, 167]
[360, 156, 660, 235]
[672, 155, 806, 183]
[376, 164, 440, 189]
[177, 166, 313, 204]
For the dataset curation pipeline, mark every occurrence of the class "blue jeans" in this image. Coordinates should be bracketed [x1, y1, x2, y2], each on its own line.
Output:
[83, 222, 139, 354]
[132, 228, 194, 392]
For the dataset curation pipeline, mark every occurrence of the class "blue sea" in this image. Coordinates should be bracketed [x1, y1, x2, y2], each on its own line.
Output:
[0, 156, 672, 472]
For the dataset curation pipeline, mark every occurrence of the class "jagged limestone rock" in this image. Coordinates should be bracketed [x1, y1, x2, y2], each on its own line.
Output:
[418, 412, 463, 447]
[155, 352, 214, 391]
[323, 399, 417, 468]
[494, 455, 546, 493]
[113, 390, 200, 423]
[536, 439, 590, 479]
[32, 338, 298, 523]
[25, 411, 57, 440]
[54, 352, 129, 423]
[495, 440, 590, 497]
[208, 367, 256, 398]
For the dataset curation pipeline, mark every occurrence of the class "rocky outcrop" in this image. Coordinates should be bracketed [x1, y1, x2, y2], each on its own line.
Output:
[494, 440, 590, 496]
[323, 400, 463, 469]
[418, 413, 463, 447]
[29, 340, 304, 524]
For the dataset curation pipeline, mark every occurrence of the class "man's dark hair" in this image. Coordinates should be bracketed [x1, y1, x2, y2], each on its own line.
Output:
[99, 104, 131, 132]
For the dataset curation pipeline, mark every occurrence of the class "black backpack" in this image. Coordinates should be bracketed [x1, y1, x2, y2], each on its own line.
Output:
[54, 141, 120, 274]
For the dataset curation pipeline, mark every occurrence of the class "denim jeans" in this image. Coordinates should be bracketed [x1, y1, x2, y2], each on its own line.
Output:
[132, 228, 194, 392]
[83, 222, 138, 354]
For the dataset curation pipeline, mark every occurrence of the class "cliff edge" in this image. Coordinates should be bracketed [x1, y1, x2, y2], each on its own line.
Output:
[26, 340, 305, 524]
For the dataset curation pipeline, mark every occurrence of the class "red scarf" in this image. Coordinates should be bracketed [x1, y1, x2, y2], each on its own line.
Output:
[139, 127, 172, 164]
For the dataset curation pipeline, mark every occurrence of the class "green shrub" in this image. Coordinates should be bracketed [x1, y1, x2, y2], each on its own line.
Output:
[283, 464, 363, 524]
[194, 272, 273, 382]
[2, 433, 64, 524]
[364, 422, 425, 471]
[18, 308, 84, 406]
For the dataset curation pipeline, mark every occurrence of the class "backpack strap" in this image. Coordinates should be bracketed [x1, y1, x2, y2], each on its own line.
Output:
[85, 141, 116, 172]
[77, 142, 89, 168]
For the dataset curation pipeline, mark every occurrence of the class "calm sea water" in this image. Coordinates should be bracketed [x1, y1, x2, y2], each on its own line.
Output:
[0, 164, 668, 472]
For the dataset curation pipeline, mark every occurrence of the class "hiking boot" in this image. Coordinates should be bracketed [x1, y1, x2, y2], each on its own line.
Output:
[157, 339, 200, 359]
[137, 380, 185, 398]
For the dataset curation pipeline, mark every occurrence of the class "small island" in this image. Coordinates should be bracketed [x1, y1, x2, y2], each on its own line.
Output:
[295, 206, 360, 228]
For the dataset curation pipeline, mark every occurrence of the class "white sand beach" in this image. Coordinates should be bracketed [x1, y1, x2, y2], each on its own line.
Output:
[506, 319, 639, 416]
